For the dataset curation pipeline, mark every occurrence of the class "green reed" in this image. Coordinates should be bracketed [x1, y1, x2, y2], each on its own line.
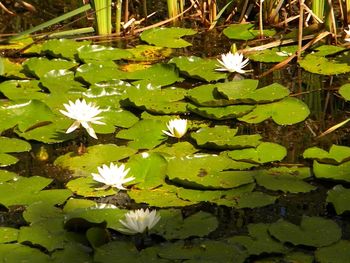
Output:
[93, 0, 112, 35]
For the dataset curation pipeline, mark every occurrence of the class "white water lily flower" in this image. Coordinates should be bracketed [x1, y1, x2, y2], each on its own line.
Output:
[162, 118, 188, 138]
[60, 99, 105, 139]
[216, 51, 250, 74]
[92, 163, 134, 190]
[345, 27, 350, 42]
[118, 208, 161, 234]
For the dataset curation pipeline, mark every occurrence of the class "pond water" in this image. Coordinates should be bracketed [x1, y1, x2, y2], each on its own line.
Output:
[1, 3, 350, 263]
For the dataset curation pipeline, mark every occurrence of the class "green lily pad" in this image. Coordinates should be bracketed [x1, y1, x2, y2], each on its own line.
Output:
[312, 45, 345, 57]
[217, 81, 290, 103]
[169, 56, 226, 82]
[50, 242, 93, 263]
[0, 176, 72, 207]
[326, 185, 350, 214]
[0, 80, 48, 101]
[255, 166, 316, 193]
[77, 44, 133, 63]
[116, 119, 168, 150]
[247, 46, 298, 63]
[127, 152, 167, 189]
[157, 239, 247, 262]
[151, 141, 199, 158]
[188, 103, 255, 120]
[0, 243, 50, 263]
[223, 23, 275, 40]
[186, 83, 231, 106]
[176, 183, 255, 207]
[128, 185, 195, 207]
[315, 240, 350, 263]
[154, 210, 218, 240]
[124, 86, 188, 114]
[313, 160, 350, 182]
[227, 223, 288, 256]
[65, 176, 117, 197]
[41, 39, 91, 60]
[269, 216, 342, 247]
[94, 241, 141, 262]
[75, 62, 125, 84]
[339, 83, 350, 101]
[0, 99, 55, 133]
[140, 27, 196, 48]
[22, 57, 77, 78]
[0, 170, 18, 182]
[0, 58, 27, 78]
[303, 144, 350, 164]
[54, 144, 137, 177]
[191, 125, 262, 149]
[236, 191, 277, 209]
[0, 227, 18, 243]
[228, 142, 287, 164]
[0, 137, 31, 167]
[299, 54, 350, 75]
[167, 153, 257, 189]
[238, 97, 310, 125]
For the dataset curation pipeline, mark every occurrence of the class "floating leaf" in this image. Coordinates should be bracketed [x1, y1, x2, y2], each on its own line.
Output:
[188, 103, 255, 120]
[238, 97, 310, 125]
[186, 83, 231, 106]
[154, 210, 218, 240]
[247, 46, 298, 63]
[42, 39, 91, 60]
[22, 57, 77, 78]
[127, 45, 173, 61]
[0, 137, 31, 166]
[140, 27, 196, 48]
[94, 241, 141, 263]
[0, 243, 50, 262]
[169, 56, 226, 82]
[54, 144, 137, 177]
[0, 227, 18, 243]
[127, 152, 167, 189]
[237, 192, 277, 209]
[227, 223, 288, 256]
[299, 54, 350, 75]
[65, 176, 117, 197]
[255, 166, 316, 193]
[315, 240, 350, 263]
[151, 141, 199, 158]
[269, 216, 342, 247]
[191, 126, 262, 149]
[223, 23, 275, 40]
[0, 58, 27, 78]
[327, 185, 350, 214]
[0, 80, 48, 101]
[116, 119, 168, 150]
[339, 83, 350, 101]
[312, 45, 345, 57]
[167, 154, 257, 189]
[303, 144, 350, 164]
[228, 142, 287, 164]
[313, 160, 350, 182]
[75, 62, 125, 84]
[77, 44, 133, 63]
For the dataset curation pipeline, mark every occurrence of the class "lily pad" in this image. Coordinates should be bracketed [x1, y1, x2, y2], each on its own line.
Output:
[154, 209, 218, 240]
[127, 45, 173, 61]
[339, 83, 350, 101]
[326, 185, 350, 214]
[167, 153, 257, 189]
[169, 56, 226, 82]
[223, 23, 275, 40]
[65, 176, 117, 197]
[116, 119, 168, 150]
[0, 243, 50, 263]
[303, 144, 350, 164]
[0, 227, 18, 243]
[75, 62, 125, 84]
[191, 125, 262, 149]
[236, 192, 277, 209]
[41, 39, 91, 60]
[22, 57, 77, 78]
[238, 97, 310, 125]
[247, 46, 298, 63]
[228, 142, 287, 164]
[54, 144, 137, 177]
[269, 216, 342, 247]
[0, 79, 48, 101]
[227, 223, 288, 256]
[313, 160, 350, 182]
[0, 137, 31, 166]
[140, 27, 196, 48]
[188, 103, 255, 120]
[315, 240, 350, 263]
[255, 166, 316, 193]
[186, 83, 231, 106]
[77, 44, 133, 63]
[299, 54, 350, 75]
[0, 58, 27, 78]
[127, 152, 167, 190]
[151, 141, 199, 158]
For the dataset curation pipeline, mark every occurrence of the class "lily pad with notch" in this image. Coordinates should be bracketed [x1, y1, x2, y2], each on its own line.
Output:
[223, 23, 276, 40]
[77, 44, 133, 63]
[0, 136, 31, 167]
[41, 39, 91, 60]
[186, 83, 231, 106]
[303, 144, 350, 164]
[315, 240, 350, 263]
[326, 185, 350, 214]
[313, 160, 350, 182]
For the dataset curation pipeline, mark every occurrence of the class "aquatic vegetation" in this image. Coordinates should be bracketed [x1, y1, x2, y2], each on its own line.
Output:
[91, 163, 134, 190]
[162, 118, 188, 138]
[118, 208, 161, 234]
[60, 99, 106, 139]
[215, 51, 250, 74]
